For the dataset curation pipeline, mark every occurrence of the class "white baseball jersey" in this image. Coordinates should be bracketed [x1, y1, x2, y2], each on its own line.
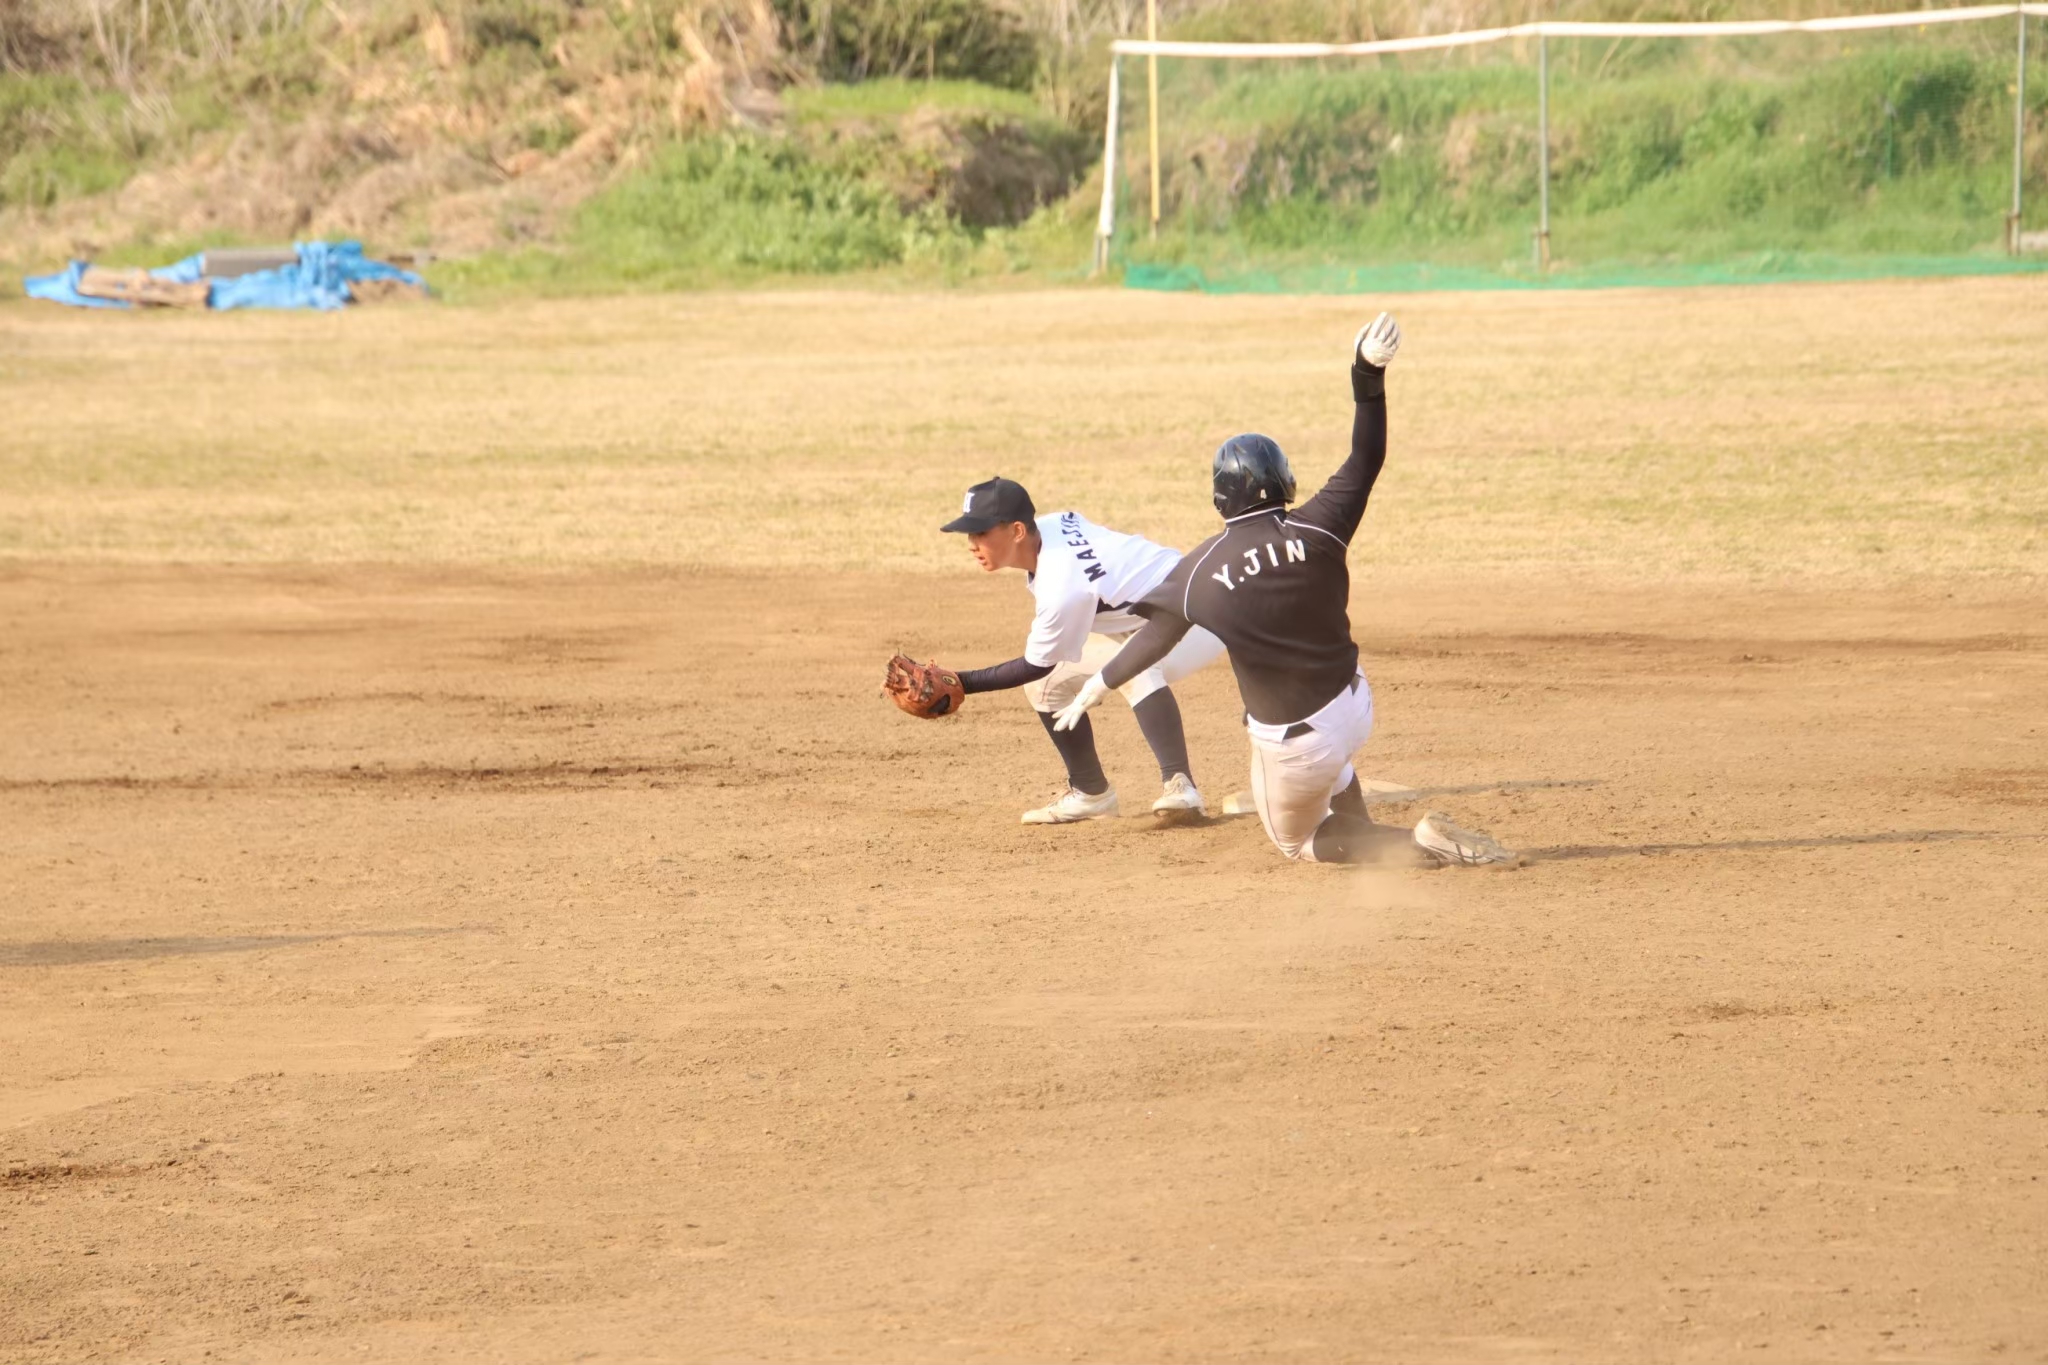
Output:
[1022, 511, 1183, 668]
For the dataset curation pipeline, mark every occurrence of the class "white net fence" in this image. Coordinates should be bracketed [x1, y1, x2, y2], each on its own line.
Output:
[1097, 4, 2048, 289]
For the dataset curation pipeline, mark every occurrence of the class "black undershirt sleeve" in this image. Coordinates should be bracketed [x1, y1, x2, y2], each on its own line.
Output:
[1098, 611, 1193, 691]
[1289, 361, 1388, 544]
[957, 656, 1054, 695]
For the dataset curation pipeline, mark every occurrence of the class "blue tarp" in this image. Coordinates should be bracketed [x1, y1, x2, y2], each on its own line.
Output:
[22, 241, 426, 311]
[22, 261, 130, 309]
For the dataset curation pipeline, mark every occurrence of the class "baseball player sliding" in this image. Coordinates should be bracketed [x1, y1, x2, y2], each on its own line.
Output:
[883, 478, 1226, 824]
[1051, 312, 1515, 867]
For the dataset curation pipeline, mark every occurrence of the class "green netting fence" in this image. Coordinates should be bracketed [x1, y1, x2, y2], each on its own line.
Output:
[1098, 7, 2048, 292]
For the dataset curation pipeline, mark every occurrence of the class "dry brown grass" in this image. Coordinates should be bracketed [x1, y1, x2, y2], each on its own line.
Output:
[3, 276, 2044, 580]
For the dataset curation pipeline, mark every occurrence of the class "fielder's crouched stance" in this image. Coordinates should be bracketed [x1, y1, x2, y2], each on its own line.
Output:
[885, 477, 1226, 824]
[1053, 313, 1514, 868]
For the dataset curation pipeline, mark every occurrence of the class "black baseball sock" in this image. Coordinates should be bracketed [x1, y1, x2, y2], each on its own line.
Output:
[1038, 710, 1110, 796]
[1330, 772, 1371, 820]
[1130, 689, 1193, 784]
[1308, 811, 1418, 865]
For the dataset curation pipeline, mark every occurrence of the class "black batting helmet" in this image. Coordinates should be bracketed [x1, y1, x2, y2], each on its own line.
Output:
[1211, 433, 1295, 518]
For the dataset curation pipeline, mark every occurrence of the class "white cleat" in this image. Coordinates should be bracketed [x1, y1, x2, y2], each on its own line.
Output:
[1021, 786, 1119, 825]
[1151, 773, 1206, 819]
[1413, 810, 1517, 867]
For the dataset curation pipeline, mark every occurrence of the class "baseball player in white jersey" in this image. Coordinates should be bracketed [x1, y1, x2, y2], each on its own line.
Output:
[938, 477, 1227, 823]
[1051, 313, 1515, 867]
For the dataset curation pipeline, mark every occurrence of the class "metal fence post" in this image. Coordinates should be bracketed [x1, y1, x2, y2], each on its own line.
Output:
[2013, 10, 2029, 254]
[1537, 28, 1552, 270]
[1147, 0, 1161, 240]
[1095, 55, 1122, 275]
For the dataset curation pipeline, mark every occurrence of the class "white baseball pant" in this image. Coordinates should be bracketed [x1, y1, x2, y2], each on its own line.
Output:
[1023, 625, 1228, 714]
[1247, 672, 1374, 862]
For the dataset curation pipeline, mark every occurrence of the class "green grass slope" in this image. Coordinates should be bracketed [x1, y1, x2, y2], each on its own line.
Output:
[3, 0, 2044, 297]
[436, 78, 1099, 297]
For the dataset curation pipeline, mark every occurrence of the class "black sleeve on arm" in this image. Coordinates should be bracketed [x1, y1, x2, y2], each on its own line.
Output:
[957, 656, 1054, 695]
[1099, 611, 1193, 691]
[1289, 361, 1389, 544]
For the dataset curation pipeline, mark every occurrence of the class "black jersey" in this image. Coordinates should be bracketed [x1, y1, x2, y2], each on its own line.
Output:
[1102, 362, 1388, 726]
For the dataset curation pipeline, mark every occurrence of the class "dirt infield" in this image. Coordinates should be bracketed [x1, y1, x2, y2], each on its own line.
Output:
[3, 280, 2046, 1359]
[3, 564, 2043, 1362]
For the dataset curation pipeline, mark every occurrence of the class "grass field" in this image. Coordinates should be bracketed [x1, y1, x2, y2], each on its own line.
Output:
[4, 278, 2046, 578]
[2, 280, 2045, 1362]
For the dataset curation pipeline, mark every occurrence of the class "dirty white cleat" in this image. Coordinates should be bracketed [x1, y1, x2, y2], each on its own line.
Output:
[1021, 786, 1119, 825]
[1413, 810, 1517, 866]
[1151, 773, 1205, 818]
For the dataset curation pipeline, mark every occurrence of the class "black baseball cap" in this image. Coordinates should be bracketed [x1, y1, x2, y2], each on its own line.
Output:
[942, 476, 1036, 533]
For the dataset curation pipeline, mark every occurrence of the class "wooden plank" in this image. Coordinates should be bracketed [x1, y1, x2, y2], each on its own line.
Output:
[345, 278, 429, 304]
[76, 268, 210, 309]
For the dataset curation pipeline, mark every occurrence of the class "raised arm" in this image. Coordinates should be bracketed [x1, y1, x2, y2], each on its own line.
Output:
[1290, 312, 1400, 544]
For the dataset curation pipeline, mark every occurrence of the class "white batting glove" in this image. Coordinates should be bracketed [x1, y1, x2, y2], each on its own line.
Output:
[1353, 312, 1401, 369]
[1050, 673, 1110, 732]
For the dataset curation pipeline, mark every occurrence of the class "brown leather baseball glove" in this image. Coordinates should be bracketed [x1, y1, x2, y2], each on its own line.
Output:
[883, 654, 965, 719]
